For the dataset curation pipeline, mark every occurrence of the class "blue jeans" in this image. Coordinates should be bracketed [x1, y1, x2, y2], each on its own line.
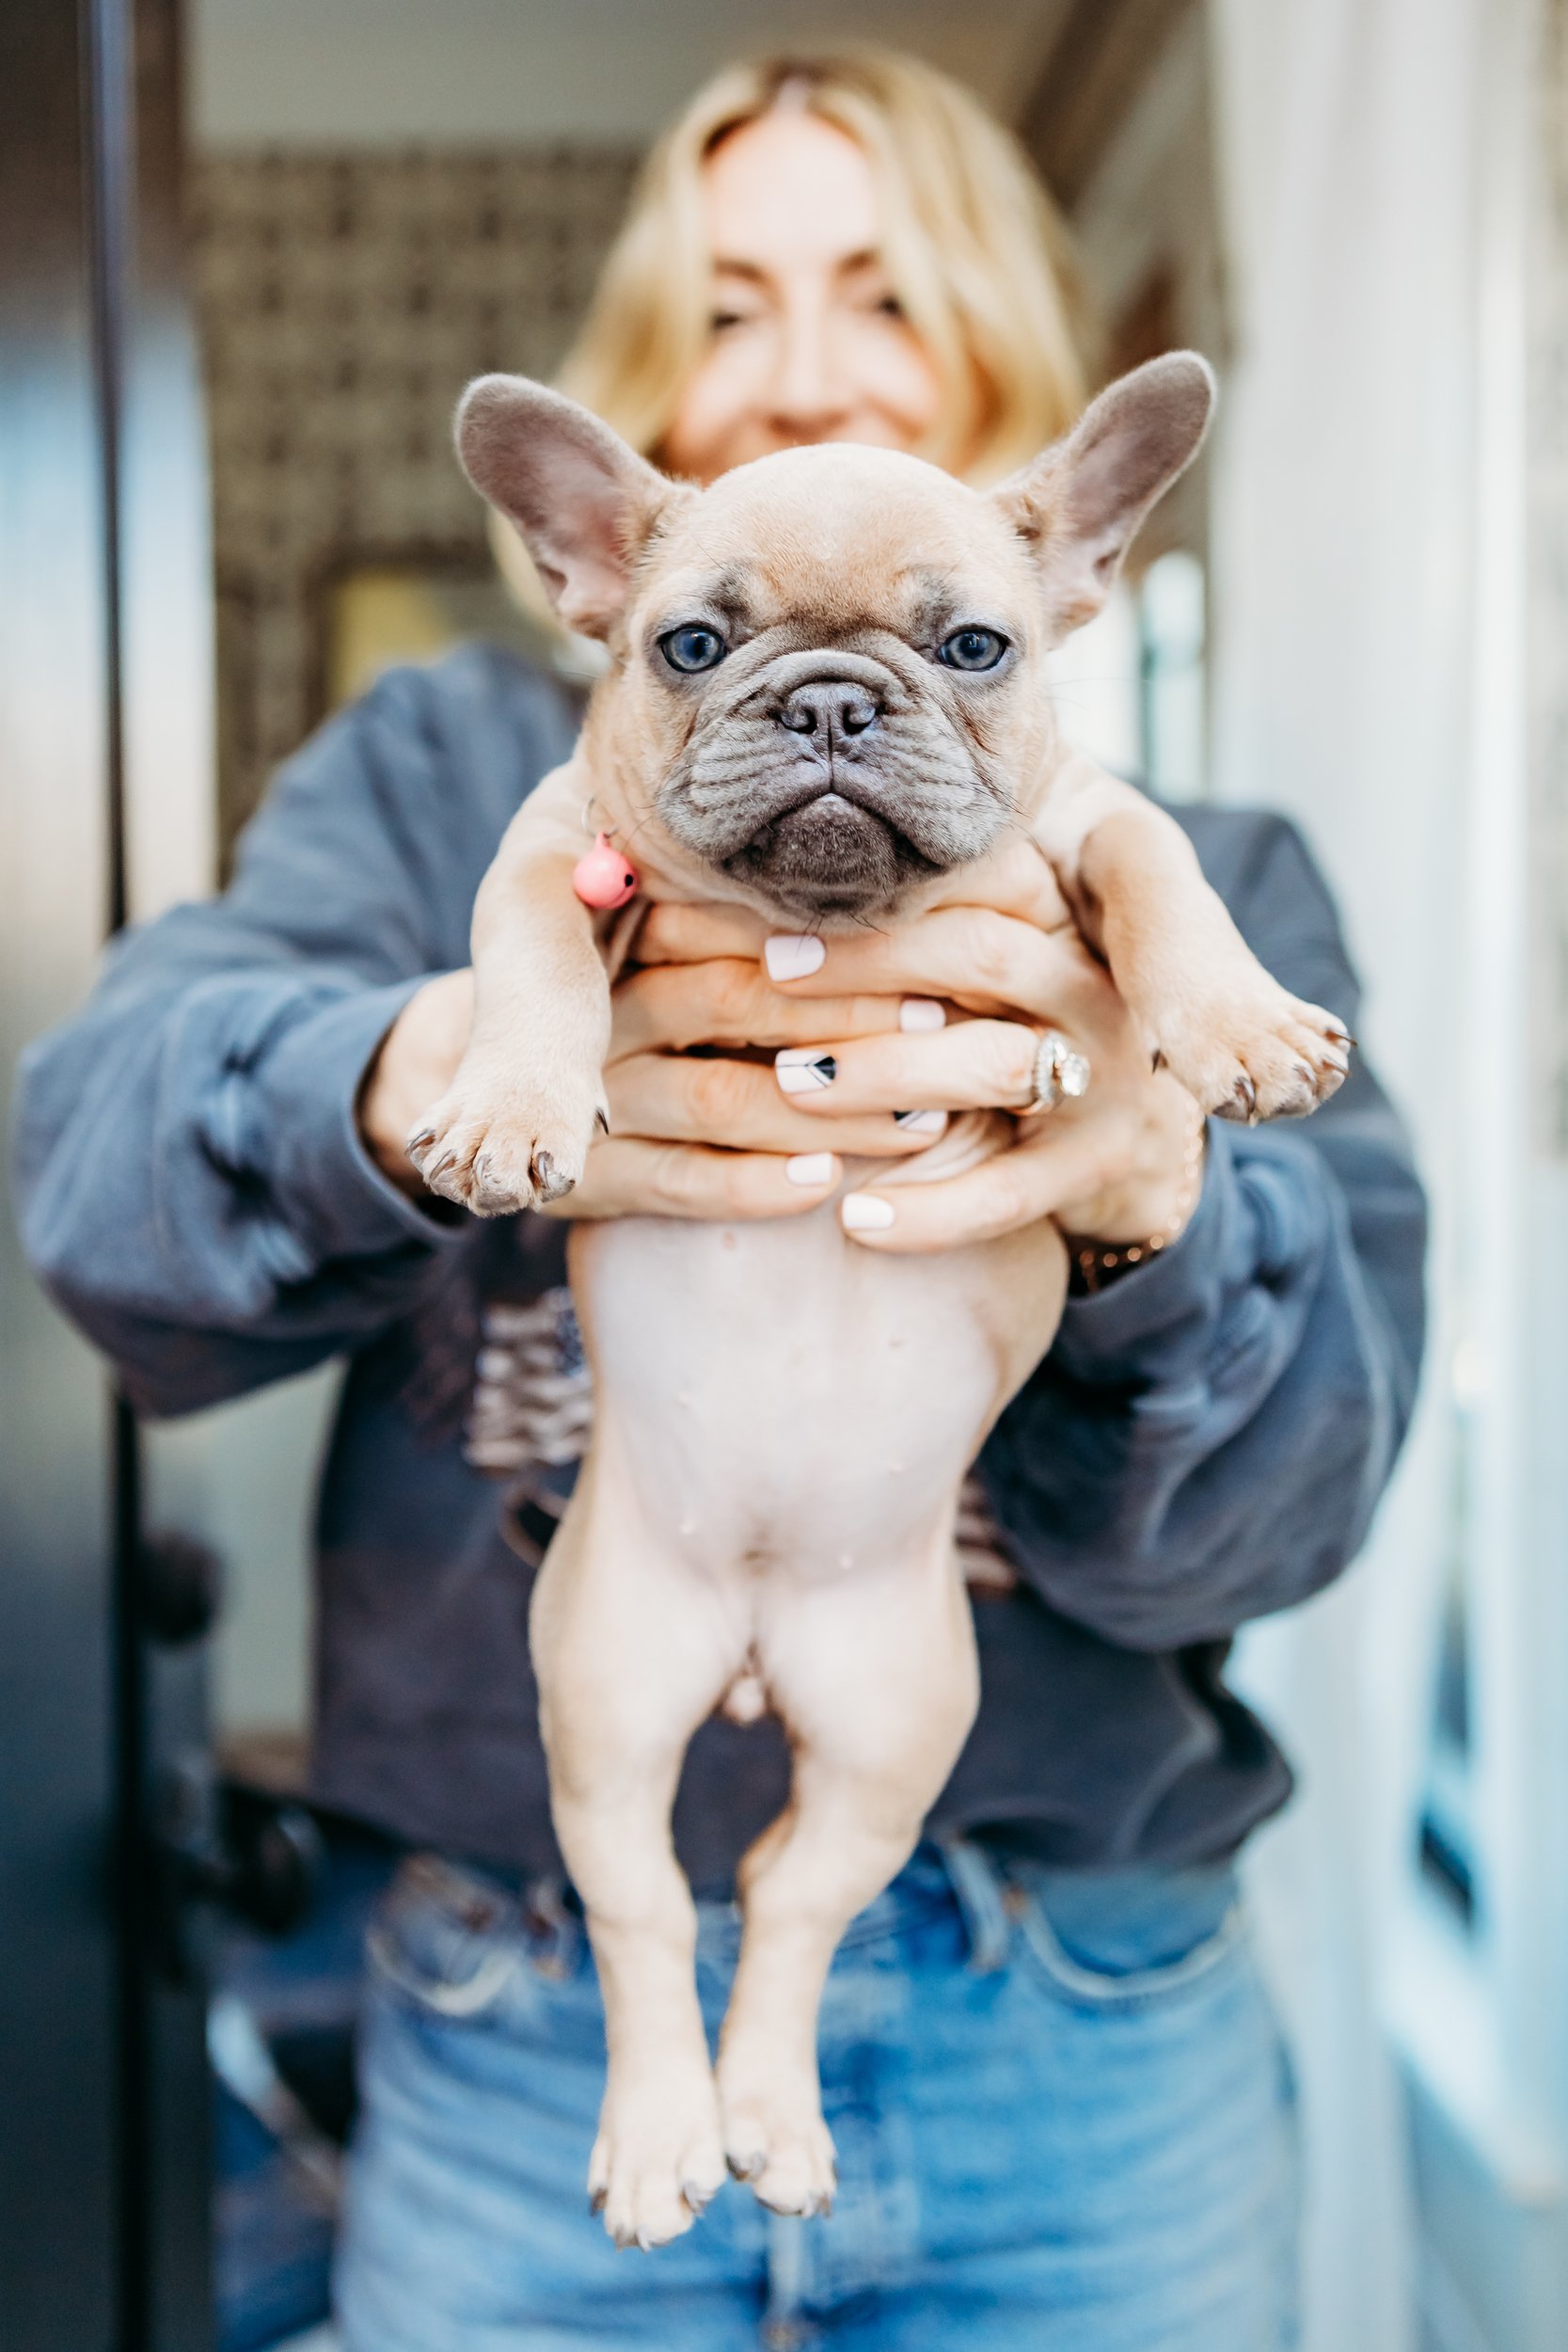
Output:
[334, 1842, 1299, 2350]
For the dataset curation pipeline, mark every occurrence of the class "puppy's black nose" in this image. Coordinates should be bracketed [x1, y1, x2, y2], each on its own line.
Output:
[776, 681, 881, 741]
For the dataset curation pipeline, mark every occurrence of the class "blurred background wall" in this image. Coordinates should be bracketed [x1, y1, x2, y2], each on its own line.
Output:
[191, 150, 635, 838]
[1211, 10, 1568, 2351]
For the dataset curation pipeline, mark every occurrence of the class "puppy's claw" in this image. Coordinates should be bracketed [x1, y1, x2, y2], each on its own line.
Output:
[531, 1149, 577, 1204]
[680, 2178, 713, 2217]
[1150, 1047, 1167, 1074]
[588, 2186, 607, 2217]
[727, 2149, 766, 2183]
[1215, 1072, 1258, 1123]
[594, 1105, 610, 1136]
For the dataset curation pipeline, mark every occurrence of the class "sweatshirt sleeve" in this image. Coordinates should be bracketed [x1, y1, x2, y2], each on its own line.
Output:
[981, 811, 1428, 1649]
[11, 652, 575, 1416]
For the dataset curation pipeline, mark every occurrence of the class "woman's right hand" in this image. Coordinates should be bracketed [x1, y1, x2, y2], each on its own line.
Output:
[358, 968, 478, 1198]
[357, 940, 938, 1216]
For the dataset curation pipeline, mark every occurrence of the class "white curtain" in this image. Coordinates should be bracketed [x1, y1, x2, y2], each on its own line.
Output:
[1204, 1, 1504, 2345]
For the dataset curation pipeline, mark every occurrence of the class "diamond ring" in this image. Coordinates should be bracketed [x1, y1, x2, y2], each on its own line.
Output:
[1022, 1029, 1091, 1115]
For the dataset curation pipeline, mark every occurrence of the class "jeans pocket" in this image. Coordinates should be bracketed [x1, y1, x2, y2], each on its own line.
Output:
[364, 1853, 578, 2024]
[1010, 1869, 1246, 2011]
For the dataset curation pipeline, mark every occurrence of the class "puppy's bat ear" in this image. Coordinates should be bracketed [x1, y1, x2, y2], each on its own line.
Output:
[991, 352, 1215, 640]
[455, 375, 685, 640]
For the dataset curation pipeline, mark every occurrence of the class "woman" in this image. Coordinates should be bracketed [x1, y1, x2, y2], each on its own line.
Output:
[17, 49, 1424, 2352]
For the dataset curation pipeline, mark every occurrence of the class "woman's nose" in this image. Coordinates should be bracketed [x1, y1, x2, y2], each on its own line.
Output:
[768, 304, 852, 439]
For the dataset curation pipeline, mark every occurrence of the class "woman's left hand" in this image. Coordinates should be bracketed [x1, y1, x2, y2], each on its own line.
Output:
[634, 879, 1204, 1257]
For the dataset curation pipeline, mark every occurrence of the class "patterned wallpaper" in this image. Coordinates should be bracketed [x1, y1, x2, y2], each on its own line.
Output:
[189, 148, 638, 841]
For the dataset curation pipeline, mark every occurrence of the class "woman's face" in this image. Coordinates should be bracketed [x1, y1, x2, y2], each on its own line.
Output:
[659, 108, 945, 485]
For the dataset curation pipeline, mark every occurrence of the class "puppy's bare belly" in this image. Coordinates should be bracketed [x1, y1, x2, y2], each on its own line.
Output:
[567, 1198, 1066, 1589]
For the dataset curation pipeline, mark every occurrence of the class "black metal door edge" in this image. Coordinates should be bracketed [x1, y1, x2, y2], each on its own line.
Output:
[0, 2, 217, 2344]
[89, 0, 218, 2342]
[0, 0, 123, 2335]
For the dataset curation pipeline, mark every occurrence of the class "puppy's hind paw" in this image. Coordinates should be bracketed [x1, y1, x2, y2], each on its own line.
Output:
[587, 2080, 727, 2250]
[718, 2060, 837, 2219]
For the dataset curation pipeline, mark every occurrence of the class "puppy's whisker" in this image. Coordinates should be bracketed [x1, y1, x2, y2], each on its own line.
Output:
[616, 806, 663, 851]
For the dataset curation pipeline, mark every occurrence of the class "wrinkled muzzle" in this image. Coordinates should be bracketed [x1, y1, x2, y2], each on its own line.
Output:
[656, 648, 1007, 921]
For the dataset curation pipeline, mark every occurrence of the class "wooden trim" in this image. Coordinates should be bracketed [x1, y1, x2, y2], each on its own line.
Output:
[1020, 0, 1200, 210]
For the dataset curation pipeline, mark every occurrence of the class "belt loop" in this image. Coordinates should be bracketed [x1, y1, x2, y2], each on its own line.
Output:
[938, 1836, 1012, 1974]
[521, 1871, 578, 1979]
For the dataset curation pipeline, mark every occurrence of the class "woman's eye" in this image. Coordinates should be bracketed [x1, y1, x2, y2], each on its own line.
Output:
[938, 628, 1007, 673]
[659, 625, 728, 675]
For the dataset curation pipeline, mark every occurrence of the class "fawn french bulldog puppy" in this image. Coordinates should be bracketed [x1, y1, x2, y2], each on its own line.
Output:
[407, 355, 1350, 2249]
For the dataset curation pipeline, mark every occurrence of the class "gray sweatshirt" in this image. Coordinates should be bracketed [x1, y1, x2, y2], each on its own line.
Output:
[13, 644, 1427, 1892]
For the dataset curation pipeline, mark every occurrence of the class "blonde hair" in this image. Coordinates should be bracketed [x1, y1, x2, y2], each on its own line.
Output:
[494, 49, 1093, 633]
[562, 49, 1089, 480]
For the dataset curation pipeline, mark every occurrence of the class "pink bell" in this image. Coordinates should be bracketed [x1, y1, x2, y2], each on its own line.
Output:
[572, 830, 639, 911]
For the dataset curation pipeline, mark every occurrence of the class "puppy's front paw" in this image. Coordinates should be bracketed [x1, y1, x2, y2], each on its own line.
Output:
[1157, 987, 1353, 1123]
[587, 2072, 727, 2250]
[407, 1057, 606, 1216]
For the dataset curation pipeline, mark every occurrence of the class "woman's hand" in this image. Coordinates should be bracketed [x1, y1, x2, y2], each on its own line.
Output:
[630, 878, 1205, 1257]
[554, 933, 943, 1218]
[358, 969, 477, 1197]
[356, 948, 941, 1216]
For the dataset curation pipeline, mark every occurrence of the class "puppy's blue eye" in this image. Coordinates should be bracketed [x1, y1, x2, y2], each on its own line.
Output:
[659, 625, 728, 674]
[938, 627, 1007, 672]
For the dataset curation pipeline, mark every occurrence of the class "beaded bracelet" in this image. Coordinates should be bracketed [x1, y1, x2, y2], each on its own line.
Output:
[1066, 1098, 1208, 1295]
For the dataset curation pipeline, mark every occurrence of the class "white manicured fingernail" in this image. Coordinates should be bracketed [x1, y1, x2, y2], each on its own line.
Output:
[899, 998, 945, 1033]
[776, 1048, 836, 1094]
[842, 1193, 895, 1232]
[893, 1108, 947, 1136]
[765, 934, 826, 981]
[785, 1152, 835, 1187]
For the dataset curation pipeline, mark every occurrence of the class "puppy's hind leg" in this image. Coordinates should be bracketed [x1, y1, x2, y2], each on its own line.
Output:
[531, 1502, 743, 2249]
[716, 1543, 979, 2217]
